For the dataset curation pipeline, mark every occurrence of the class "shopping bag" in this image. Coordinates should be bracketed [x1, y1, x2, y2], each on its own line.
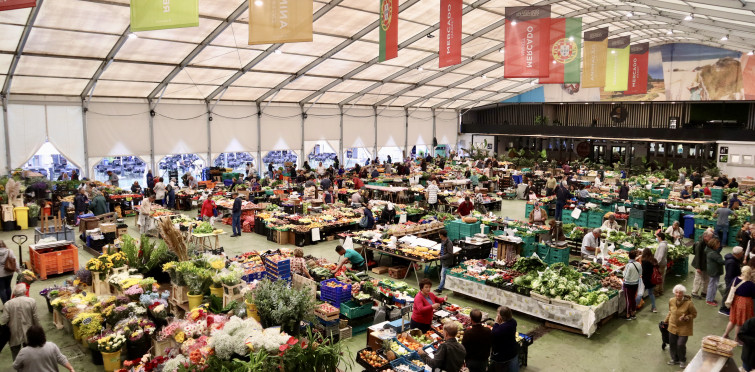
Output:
[658, 321, 669, 350]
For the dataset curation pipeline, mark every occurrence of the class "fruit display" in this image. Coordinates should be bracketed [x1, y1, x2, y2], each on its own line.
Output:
[601, 275, 623, 290]
[358, 349, 388, 369]
[388, 340, 409, 356]
[397, 335, 422, 351]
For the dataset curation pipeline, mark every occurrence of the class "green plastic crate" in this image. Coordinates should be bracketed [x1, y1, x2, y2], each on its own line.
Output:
[536, 243, 549, 259]
[628, 217, 644, 229]
[525, 204, 534, 217]
[561, 214, 574, 224]
[670, 256, 689, 276]
[547, 247, 570, 265]
[522, 244, 536, 257]
[340, 301, 375, 319]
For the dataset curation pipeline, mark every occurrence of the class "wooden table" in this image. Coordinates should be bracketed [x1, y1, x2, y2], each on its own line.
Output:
[360, 243, 461, 286]
[190, 232, 226, 252]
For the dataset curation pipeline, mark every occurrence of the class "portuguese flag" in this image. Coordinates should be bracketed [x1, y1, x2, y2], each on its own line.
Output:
[539, 18, 582, 84]
[379, 0, 398, 62]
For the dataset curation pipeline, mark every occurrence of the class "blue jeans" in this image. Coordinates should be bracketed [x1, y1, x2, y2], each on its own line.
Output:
[636, 287, 656, 310]
[232, 213, 241, 236]
[437, 266, 448, 291]
[555, 201, 565, 220]
[715, 224, 729, 246]
[707, 275, 720, 302]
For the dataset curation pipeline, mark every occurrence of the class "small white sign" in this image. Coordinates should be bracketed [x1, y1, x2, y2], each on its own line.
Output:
[311, 227, 320, 241]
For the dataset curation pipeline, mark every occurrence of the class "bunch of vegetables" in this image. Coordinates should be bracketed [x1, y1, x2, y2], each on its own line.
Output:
[511, 256, 546, 273]
[194, 222, 214, 234]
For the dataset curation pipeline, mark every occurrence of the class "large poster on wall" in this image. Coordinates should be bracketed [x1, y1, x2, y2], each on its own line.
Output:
[506, 43, 754, 103]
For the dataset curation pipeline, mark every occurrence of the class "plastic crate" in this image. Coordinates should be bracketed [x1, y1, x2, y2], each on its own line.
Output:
[694, 217, 714, 227]
[29, 243, 79, 280]
[536, 244, 549, 260]
[547, 247, 570, 265]
[670, 256, 689, 276]
[628, 217, 644, 229]
[320, 279, 352, 300]
[521, 244, 536, 258]
[339, 300, 374, 319]
[34, 226, 75, 244]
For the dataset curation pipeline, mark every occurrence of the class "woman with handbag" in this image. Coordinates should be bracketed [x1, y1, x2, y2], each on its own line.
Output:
[0, 241, 20, 303]
[723, 266, 755, 342]
[636, 248, 659, 313]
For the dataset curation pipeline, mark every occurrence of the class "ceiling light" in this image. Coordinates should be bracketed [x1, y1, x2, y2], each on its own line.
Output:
[426, 33, 435, 39]
[128, 33, 138, 39]
[499, 48, 504, 54]
[748, 50, 754, 56]
[666, 29, 673, 35]
[511, 20, 517, 26]
[481, 75, 487, 79]
[560, 103, 564, 105]
[254, 0, 263, 6]
[611, 50, 616, 54]
[568, 36, 574, 41]
[552, 60, 557, 64]
[274, 49, 282, 54]
[684, 13, 693, 21]
[417, 67, 423, 71]
[721, 34, 728, 41]
[585, 103, 589, 105]
[627, 11, 633, 17]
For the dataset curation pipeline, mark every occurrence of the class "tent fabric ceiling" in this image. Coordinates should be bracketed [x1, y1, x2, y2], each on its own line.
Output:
[2, 0, 755, 111]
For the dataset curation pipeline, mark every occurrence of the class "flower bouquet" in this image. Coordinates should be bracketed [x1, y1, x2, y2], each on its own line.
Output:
[19, 269, 36, 285]
[74, 268, 92, 287]
[72, 312, 104, 341]
[185, 267, 212, 296]
[148, 302, 168, 320]
[116, 317, 157, 360]
[98, 332, 126, 353]
[124, 285, 144, 301]
[139, 277, 157, 292]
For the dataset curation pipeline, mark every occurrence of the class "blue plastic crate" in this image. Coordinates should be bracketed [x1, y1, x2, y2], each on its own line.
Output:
[242, 271, 266, 282]
[320, 279, 352, 300]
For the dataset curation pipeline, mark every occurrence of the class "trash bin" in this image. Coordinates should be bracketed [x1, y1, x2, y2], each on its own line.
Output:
[683, 214, 695, 238]
[13, 207, 29, 230]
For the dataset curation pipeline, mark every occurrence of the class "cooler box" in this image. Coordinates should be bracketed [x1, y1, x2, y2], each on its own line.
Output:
[683, 215, 695, 238]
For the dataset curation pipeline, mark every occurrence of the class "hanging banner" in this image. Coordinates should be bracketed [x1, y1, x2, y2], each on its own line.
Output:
[539, 18, 582, 84]
[130, 0, 199, 32]
[0, 0, 35, 11]
[581, 27, 608, 88]
[439, 0, 462, 68]
[625, 42, 650, 95]
[604, 36, 631, 92]
[249, 0, 313, 45]
[503, 5, 551, 78]
[379, 0, 398, 62]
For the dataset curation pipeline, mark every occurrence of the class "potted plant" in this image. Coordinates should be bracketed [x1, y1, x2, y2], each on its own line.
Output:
[185, 266, 211, 310]
[27, 202, 40, 227]
[98, 332, 126, 372]
[252, 279, 314, 336]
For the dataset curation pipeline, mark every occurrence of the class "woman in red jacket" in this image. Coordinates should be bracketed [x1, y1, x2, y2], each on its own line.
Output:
[200, 196, 216, 222]
[411, 278, 447, 332]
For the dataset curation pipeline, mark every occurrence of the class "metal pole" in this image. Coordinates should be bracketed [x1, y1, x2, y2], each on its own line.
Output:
[148, 100, 156, 177]
[404, 108, 409, 159]
[257, 102, 263, 178]
[1, 96, 10, 174]
[81, 99, 90, 178]
[373, 106, 378, 162]
[300, 104, 306, 169]
[432, 108, 436, 157]
[206, 102, 212, 172]
[339, 105, 344, 166]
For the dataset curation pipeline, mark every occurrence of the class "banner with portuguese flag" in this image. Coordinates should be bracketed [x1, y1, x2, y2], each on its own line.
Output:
[249, 0, 313, 45]
[439, 0, 462, 68]
[581, 27, 608, 88]
[503, 5, 551, 78]
[130, 0, 199, 32]
[539, 18, 582, 84]
[604, 36, 631, 92]
[625, 43, 650, 95]
[0, 0, 35, 11]
[379, 0, 398, 62]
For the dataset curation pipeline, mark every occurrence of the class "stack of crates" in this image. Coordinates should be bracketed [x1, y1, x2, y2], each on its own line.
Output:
[665, 209, 682, 228]
[536, 243, 549, 260]
[444, 220, 460, 241]
[263, 256, 291, 282]
[561, 213, 574, 224]
[628, 208, 645, 230]
[521, 235, 537, 257]
[320, 279, 352, 308]
[546, 246, 570, 266]
[524, 203, 534, 217]
[339, 300, 375, 335]
[459, 220, 482, 239]
[573, 211, 588, 227]
[728, 225, 741, 247]
[711, 188, 724, 203]
[587, 211, 603, 228]
[644, 203, 665, 230]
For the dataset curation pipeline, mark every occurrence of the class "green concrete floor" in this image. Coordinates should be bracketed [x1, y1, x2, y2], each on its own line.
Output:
[0, 200, 742, 371]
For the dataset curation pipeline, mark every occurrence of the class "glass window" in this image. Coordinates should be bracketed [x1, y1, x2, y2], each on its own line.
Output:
[343, 148, 371, 169]
[158, 154, 204, 184]
[213, 152, 255, 175]
[308, 144, 338, 169]
[263, 151, 298, 177]
[22, 141, 81, 181]
[677, 144, 684, 157]
[93, 156, 146, 187]
[649, 142, 655, 155]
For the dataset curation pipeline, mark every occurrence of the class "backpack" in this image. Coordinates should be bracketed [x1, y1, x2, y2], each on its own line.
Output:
[4, 254, 17, 273]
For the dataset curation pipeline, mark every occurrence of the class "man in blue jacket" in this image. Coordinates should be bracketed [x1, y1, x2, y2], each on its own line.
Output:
[555, 181, 573, 221]
[231, 192, 242, 237]
[720, 246, 744, 315]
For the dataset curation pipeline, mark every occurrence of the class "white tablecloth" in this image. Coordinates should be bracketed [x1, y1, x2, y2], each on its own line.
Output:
[444, 276, 625, 337]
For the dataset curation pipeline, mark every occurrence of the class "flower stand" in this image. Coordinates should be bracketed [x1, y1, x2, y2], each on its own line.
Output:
[52, 309, 64, 329]
[170, 283, 188, 304]
[91, 271, 111, 296]
[223, 283, 243, 308]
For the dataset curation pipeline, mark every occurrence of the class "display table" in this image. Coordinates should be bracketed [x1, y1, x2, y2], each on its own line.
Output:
[189, 232, 226, 252]
[361, 243, 461, 285]
[444, 275, 625, 337]
[684, 349, 739, 372]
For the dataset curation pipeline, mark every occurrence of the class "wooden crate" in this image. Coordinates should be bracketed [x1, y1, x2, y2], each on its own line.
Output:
[92, 272, 111, 296]
[371, 266, 389, 274]
[29, 244, 79, 280]
[223, 283, 244, 308]
[339, 326, 352, 341]
[171, 284, 189, 304]
[292, 273, 317, 299]
[388, 266, 408, 279]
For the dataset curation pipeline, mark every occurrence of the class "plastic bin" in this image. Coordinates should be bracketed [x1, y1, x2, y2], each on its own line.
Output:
[683, 215, 695, 238]
[13, 207, 28, 230]
[339, 300, 375, 319]
[29, 243, 79, 280]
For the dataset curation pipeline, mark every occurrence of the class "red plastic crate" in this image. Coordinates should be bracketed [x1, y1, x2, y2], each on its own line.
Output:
[29, 244, 79, 280]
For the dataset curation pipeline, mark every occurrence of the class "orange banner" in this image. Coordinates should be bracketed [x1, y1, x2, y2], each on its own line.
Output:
[581, 27, 608, 88]
[249, 0, 313, 45]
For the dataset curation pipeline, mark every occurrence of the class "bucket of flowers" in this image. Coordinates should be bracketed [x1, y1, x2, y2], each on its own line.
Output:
[97, 332, 126, 372]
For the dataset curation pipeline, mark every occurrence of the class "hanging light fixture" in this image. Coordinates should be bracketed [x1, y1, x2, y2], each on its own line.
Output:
[721, 34, 729, 41]
[666, 29, 673, 35]
[684, 13, 693, 21]
[748, 51, 754, 56]
[627, 11, 633, 17]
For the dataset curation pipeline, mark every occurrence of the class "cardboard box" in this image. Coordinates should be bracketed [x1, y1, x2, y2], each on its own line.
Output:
[100, 223, 116, 233]
[275, 230, 289, 245]
[116, 227, 128, 238]
[371, 266, 389, 274]
[388, 266, 408, 279]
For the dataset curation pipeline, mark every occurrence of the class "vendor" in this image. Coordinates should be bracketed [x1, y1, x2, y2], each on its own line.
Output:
[188, 176, 198, 190]
[528, 201, 547, 225]
[138, 193, 155, 234]
[680, 186, 691, 200]
[351, 190, 364, 207]
[729, 193, 743, 210]
[665, 221, 684, 243]
[601, 213, 620, 231]
[106, 171, 119, 188]
[352, 174, 364, 189]
[333, 245, 366, 273]
[418, 322, 466, 372]
[410, 278, 446, 333]
[131, 181, 142, 194]
[457, 196, 474, 217]
[323, 186, 334, 204]
[618, 181, 629, 200]
[291, 248, 313, 280]
[378, 202, 396, 225]
[581, 228, 602, 258]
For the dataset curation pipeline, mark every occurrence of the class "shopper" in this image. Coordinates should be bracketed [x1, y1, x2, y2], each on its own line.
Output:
[703, 182, 712, 197]
[664, 284, 697, 368]
[738, 223, 752, 253]
[691, 231, 713, 299]
[230, 192, 242, 237]
[378, 203, 396, 225]
[457, 196, 474, 217]
[618, 181, 630, 200]
[462, 309, 492, 372]
[720, 246, 744, 315]
[153, 177, 166, 205]
[654, 230, 669, 296]
[418, 322, 465, 372]
[12, 325, 74, 372]
[739, 317, 755, 372]
[714, 202, 734, 246]
[0, 284, 39, 360]
[706, 238, 725, 306]
[545, 174, 557, 196]
[291, 248, 313, 280]
[436, 229, 455, 294]
[623, 250, 642, 320]
[722, 266, 755, 341]
[359, 205, 374, 229]
[106, 170, 119, 187]
[146, 169, 154, 189]
[411, 278, 446, 332]
[665, 221, 684, 243]
[200, 195, 217, 223]
[131, 181, 142, 194]
[0, 241, 20, 303]
[426, 181, 440, 211]
[70, 169, 79, 181]
[528, 201, 547, 225]
[73, 188, 89, 217]
[490, 306, 519, 372]
[166, 179, 176, 209]
[680, 185, 691, 200]
[89, 190, 108, 216]
[333, 245, 366, 273]
[636, 248, 658, 313]
[555, 181, 572, 221]
[730, 193, 743, 210]
[581, 228, 602, 259]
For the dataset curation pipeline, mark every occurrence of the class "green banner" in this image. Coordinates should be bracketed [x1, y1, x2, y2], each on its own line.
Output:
[604, 36, 630, 92]
[130, 0, 199, 32]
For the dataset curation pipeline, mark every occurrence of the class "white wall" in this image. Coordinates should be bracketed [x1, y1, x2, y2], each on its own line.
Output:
[717, 141, 755, 179]
[0, 100, 457, 176]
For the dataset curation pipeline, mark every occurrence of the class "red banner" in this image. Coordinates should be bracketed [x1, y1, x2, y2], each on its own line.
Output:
[504, 6, 551, 78]
[439, 0, 462, 68]
[0, 0, 35, 11]
[625, 43, 649, 95]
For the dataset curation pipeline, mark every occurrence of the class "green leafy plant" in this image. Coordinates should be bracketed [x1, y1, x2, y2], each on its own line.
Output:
[252, 279, 315, 335]
[278, 327, 353, 372]
[207, 294, 237, 314]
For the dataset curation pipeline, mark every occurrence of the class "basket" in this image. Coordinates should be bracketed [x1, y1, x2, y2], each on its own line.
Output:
[340, 300, 375, 319]
[339, 326, 352, 341]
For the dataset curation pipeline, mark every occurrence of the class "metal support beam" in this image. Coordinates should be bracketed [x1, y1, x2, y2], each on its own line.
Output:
[148, 100, 156, 176]
[80, 26, 131, 100]
[626, 0, 755, 24]
[149, 2, 249, 100]
[2, 0, 44, 96]
[339, 105, 344, 166]
[373, 106, 378, 161]
[608, 24, 754, 47]
[404, 108, 409, 159]
[256, 102, 263, 178]
[1, 96, 10, 174]
[585, 14, 755, 40]
[300, 104, 306, 169]
[206, 0, 343, 102]
[432, 108, 436, 157]
[206, 102, 212, 168]
[81, 99, 90, 178]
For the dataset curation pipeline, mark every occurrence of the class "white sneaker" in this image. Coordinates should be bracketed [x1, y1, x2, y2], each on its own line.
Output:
[680, 362, 686, 368]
